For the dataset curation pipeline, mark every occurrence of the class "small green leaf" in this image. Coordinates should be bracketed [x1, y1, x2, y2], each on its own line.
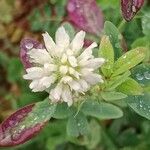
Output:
[85, 120, 101, 149]
[99, 35, 114, 77]
[62, 22, 75, 40]
[81, 101, 123, 119]
[104, 21, 123, 59]
[112, 47, 146, 76]
[106, 71, 131, 90]
[52, 103, 75, 119]
[101, 91, 127, 101]
[117, 78, 143, 95]
[67, 112, 88, 137]
[127, 93, 150, 120]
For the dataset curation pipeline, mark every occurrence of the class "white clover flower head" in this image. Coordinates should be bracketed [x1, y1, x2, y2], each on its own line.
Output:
[23, 26, 105, 106]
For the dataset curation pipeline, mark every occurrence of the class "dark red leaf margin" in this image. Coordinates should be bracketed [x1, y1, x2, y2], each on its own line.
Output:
[0, 104, 46, 147]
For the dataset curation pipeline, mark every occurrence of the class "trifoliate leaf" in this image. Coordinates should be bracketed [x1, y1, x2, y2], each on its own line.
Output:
[81, 101, 123, 119]
[117, 78, 143, 95]
[101, 91, 127, 101]
[127, 93, 150, 120]
[99, 35, 114, 77]
[112, 47, 146, 76]
[67, 112, 88, 137]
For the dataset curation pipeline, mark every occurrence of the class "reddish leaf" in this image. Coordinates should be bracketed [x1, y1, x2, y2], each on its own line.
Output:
[121, 0, 144, 21]
[0, 104, 46, 147]
[67, 0, 104, 36]
[20, 39, 43, 69]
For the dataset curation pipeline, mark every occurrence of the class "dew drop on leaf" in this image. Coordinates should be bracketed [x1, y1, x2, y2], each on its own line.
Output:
[136, 73, 144, 81]
[25, 43, 33, 49]
[144, 71, 150, 80]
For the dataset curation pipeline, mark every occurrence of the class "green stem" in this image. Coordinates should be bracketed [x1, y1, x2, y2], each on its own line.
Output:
[118, 19, 126, 32]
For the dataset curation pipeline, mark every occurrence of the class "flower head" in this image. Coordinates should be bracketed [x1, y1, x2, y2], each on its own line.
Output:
[23, 26, 105, 106]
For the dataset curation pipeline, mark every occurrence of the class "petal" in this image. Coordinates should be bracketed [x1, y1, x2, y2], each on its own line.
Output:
[69, 67, 80, 79]
[71, 31, 85, 53]
[50, 84, 63, 102]
[68, 56, 78, 67]
[44, 64, 57, 74]
[62, 86, 73, 106]
[28, 48, 52, 65]
[81, 58, 105, 69]
[61, 76, 73, 84]
[42, 32, 56, 54]
[61, 54, 68, 63]
[68, 80, 81, 91]
[84, 73, 103, 85]
[29, 80, 38, 89]
[59, 65, 68, 75]
[39, 76, 56, 88]
[78, 42, 97, 61]
[29, 80, 46, 92]
[23, 67, 43, 80]
[79, 79, 89, 91]
[55, 26, 70, 48]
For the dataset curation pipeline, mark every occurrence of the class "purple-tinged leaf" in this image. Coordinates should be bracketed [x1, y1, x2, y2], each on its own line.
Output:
[0, 99, 56, 147]
[20, 38, 44, 69]
[67, 0, 104, 36]
[121, 0, 144, 21]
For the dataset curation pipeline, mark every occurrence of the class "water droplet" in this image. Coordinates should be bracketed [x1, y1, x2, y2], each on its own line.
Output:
[143, 107, 146, 110]
[140, 104, 143, 108]
[136, 73, 144, 81]
[25, 43, 33, 49]
[34, 117, 38, 121]
[127, 62, 131, 64]
[132, 6, 136, 13]
[20, 125, 26, 130]
[144, 71, 150, 80]
[9, 120, 14, 126]
[77, 123, 81, 127]
[123, 55, 127, 59]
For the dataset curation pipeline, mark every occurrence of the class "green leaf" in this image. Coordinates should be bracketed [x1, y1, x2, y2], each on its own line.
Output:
[131, 37, 150, 63]
[131, 37, 150, 48]
[67, 112, 88, 137]
[99, 35, 114, 77]
[85, 120, 101, 149]
[101, 91, 127, 101]
[52, 103, 75, 119]
[117, 78, 143, 95]
[127, 93, 150, 120]
[104, 21, 123, 59]
[106, 71, 131, 90]
[112, 47, 146, 76]
[81, 101, 123, 119]
[62, 22, 75, 40]
[142, 11, 150, 37]
[7, 58, 23, 83]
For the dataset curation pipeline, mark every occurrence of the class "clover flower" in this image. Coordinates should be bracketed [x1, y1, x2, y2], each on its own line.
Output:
[23, 26, 105, 106]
